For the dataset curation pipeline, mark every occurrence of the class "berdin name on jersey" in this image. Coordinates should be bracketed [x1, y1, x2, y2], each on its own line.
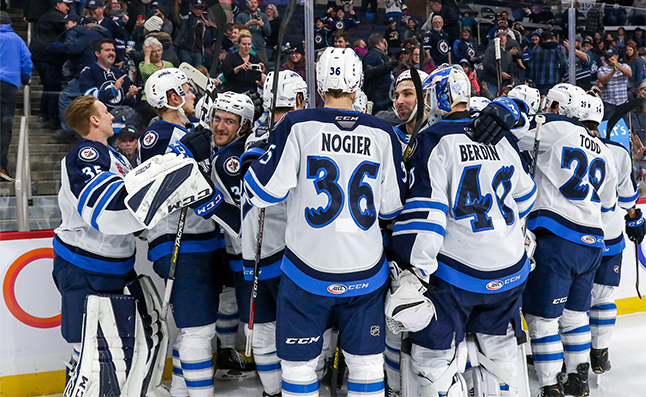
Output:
[459, 143, 501, 162]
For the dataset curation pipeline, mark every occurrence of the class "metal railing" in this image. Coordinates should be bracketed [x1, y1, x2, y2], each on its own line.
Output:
[15, 23, 33, 231]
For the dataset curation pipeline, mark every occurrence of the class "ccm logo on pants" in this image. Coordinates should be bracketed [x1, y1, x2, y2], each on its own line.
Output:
[552, 297, 568, 304]
[286, 336, 321, 344]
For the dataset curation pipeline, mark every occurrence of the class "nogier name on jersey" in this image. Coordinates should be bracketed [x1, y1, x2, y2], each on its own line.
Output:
[459, 143, 501, 162]
[321, 133, 372, 156]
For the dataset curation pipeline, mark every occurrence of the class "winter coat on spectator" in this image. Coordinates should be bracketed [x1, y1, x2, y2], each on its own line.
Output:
[221, 51, 263, 93]
[328, 15, 360, 34]
[235, 10, 271, 52]
[452, 38, 477, 63]
[174, 1, 213, 53]
[0, 24, 33, 89]
[30, 7, 67, 65]
[585, 6, 604, 35]
[314, 26, 331, 50]
[131, 32, 179, 76]
[267, 16, 282, 49]
[280, 58, 306, 81]
[481, 42, 513, 87]
[527, 40, 567, 90]
[363, 46, 396, 112]
[58, 24, 112, 77]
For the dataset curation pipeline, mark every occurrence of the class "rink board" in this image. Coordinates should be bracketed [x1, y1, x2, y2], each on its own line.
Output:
[1, 215, 646, 396]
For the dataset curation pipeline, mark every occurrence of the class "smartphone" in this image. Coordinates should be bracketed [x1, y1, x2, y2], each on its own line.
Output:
[249, 64, 262, 72]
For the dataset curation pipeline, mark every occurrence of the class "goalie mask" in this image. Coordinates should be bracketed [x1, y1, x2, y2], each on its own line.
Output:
[316, 47, 363, 96]
[425, 65, 471, 124]
[263, 70, 308, 111]
[508, 85, 541, 116]
[145, 68, 189, 110]
[543, 83, 581, 118]
[390, 69, 430, 123]
[212, 91, 256, 138]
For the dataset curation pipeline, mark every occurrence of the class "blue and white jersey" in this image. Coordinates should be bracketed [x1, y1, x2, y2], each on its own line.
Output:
[55, 139, 141, 274]
[138, 120, 219, 262]
[600, 138, 638, 256]
[513, 113, 618, 248]
[79, 62, 134, 111]
[391, 114, 536, 293]
[244, 108, 407, 297]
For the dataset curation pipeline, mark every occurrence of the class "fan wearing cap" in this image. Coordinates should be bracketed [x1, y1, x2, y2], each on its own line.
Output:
[113, 125, 139, 166]
[86, 0, 127, 51]
[29, 0, 70, 130]
[522, 29, 542, 69]
[562, 35, 594, 89]
[313, 16, 331, 50]
[598, 47, 632, 118]
[280, 42, 306, 80]
[385, 17, 402, 56]
[54, 15, 112, 77]
[452, 26, 479, 65]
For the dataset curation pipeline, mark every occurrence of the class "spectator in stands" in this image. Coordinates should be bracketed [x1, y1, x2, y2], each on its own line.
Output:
[314, 17, 331, 50]
[139, 37, 174, 85]
[79, 39, 139, 111]
[385, 0, 402, 20]
[113, 125, 138, 167]
[56, 16, 112, 76]
[30, 0, 69, 130]
[221, 31, 265, 93]
[333, 30, 351, 48]
[361, 0, 378, 19]
[385, 17, 401, 56]
[104, 0, 128, 30]
[265, 4, 281, 61]
[235, 0, 271, 64]
[604, 0, 626, 27]
[340, 0, 354, 14]
[174, 0, 211, 67]
[86, 0, 126, 48]
[481, 30, 514, 96]
[420, 15, 451, 65]
[400, 4, 420, 26]
[460, 11, 476, 32]
[527, 31, 567, 95]
[598, 47, 631, 119]
[24, 0, 55, 23]
[403, 18, 419, 41]
[353, 39, 367, 57]
[563, 36, 593, 90]
[281, 42, 305, 80]
[395, 45, 436, 76]
[129, 16, 179, 80]
[427, 0, 459, 44]
[329, 8, 359, 35]
[585, 1, 603, 38]
[222, 23, 240, 53]
[0, 11, 31, 182]
[459, 58, 479, 95]
[522, 30, 541, 69]
[633, 28, 644, 48]
[624, 44, 644, 99]
[363, 33, 398, 113]
[453, 27, 479, 64]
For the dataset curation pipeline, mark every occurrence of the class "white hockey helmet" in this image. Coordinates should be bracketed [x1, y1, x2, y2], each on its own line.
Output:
[316, 47, 363, 96]
[390, 69, 430, 122]
[468, 96, 491, 114]
[145, 68, 189, 109]
[508, 85, 541, 115]
[580, 94, 604, 124]
[353, 89, 368, 113]
[425, 65, 471, 123]
[543, 83, 581, 118]
[263, 70, 309, 111]
[213, 91, 256, 136]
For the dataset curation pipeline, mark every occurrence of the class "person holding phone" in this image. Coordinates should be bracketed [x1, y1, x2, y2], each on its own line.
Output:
[221, 31, 266, 93]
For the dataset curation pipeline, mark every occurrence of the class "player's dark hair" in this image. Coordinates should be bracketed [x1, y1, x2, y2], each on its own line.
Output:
[582, 120, 600, 132]
[93, 38, 115, 53]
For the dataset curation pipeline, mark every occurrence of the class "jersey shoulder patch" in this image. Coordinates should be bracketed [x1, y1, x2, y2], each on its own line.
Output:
[78, 146, 100, 162]
[141, 130, 159, 149]
[224, 155, 240, 176]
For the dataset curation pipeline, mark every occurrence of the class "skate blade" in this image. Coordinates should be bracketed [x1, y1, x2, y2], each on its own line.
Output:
[214, 369, 258, 380]
[591, 373, 603, 389]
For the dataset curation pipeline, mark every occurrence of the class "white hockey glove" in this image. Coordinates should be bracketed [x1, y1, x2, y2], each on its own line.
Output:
[385, 263, 436, 334]
[525, 229, 537, 272]
[124, 153, 213, 229]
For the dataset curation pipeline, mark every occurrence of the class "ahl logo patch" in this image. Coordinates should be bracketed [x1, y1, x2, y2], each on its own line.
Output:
[486, 280, 504, 291]
[142, 131, 158, 149]
[614, 265, 620, 273]
[581, 235, 597, 244]
[224, 156, 240, 176]
[78, 147, 99, 162]
[370, 325, 380, 336]
[327, 284, 347, 294]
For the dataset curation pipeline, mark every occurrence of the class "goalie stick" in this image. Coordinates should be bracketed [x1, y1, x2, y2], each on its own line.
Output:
[205, 0, 228, 77]
[245, 0, 298, 357]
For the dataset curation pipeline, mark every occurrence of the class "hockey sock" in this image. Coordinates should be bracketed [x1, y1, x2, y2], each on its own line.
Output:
[559, 309, 591, 375]
[177, 323, 216, 397]
[282, 357, 319, 397]
[247, 321, 281, 395]
[526, 314, 563, 387]
[216, 286, 239, 349]
[384, 327, 402, 392]
[172, 346, 189, 397]
[590, 284, 617, 349]
[344, 351, 385, 397]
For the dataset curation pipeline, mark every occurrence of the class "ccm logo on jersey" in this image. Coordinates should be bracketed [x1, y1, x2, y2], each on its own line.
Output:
[78, 147, 99, 162]
[327, 282, 369, 294]
[142, 131, 159, 148]
[286, 336, 321, 344]
[486, 275, 522, 291]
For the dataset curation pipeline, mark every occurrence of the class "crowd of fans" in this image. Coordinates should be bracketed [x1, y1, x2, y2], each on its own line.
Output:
[4, 0, 646, 184]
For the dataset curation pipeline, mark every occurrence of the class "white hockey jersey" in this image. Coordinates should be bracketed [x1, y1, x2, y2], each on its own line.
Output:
[600, 138, 639, 256]
[55, 140, 142, 274]
[391, 113, 536, 294]
[244, 108, 407, 297]
[138, 120, 219, 262]
[513, 113, 618, 249]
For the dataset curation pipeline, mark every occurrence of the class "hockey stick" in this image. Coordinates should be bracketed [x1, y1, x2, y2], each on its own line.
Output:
[530, 115, 546, 177]
[330, 333, 341, 397]
[205, 0, 228, 77]
[635, 244, 642, 299]
[245, 0, 298, 358]
[161, 206, 188, 320]
[606, 98, 641, 139]
[494, 37, 502, 97]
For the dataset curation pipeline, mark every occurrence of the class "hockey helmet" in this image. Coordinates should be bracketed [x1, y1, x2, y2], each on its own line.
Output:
[145, 68, 189, 110]
[508, 85, 541, 116]
[390, 69, 430, 122]
[580, 94, 603, 124]
[353, 89, 368, 113]
[213, 91, 256, 137]
[425, 65, 471, 123]
[543, 83, 581, 118]
[316, 47, 363, 96]
[468, 96, 491, 114]
[263, 70, 308, 111]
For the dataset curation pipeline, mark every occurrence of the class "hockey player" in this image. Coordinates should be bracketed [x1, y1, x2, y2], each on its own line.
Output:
[140, 68, 222, 397]
[389, 66, 537, 397]
[472, 83, 619, 397]
[578, 94, 645, 376]
[244, 47, 407, 397]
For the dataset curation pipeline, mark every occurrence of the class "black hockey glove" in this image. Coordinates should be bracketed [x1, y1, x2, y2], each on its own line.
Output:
[170, 127, 213, 162]
[239, 140, 270, 179]
[625, 208, 646, 244]
[472, 97, 521, 145]
[244, 90, 264, 121]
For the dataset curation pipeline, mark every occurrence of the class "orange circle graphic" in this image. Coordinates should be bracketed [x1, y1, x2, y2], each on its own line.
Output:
[3, 247, 61, 328]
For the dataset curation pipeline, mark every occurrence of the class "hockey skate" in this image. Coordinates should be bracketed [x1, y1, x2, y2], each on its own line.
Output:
[214, 348, 257, 380]
[262, 392, 281, 397]
[562, 363, 589, 397]
[540, 383, 564, 397]
[590, 348, 611, 389]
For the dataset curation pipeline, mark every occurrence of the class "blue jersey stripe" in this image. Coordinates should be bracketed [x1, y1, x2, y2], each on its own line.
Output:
[404, 200, 449, 214]
[393, 221, 445, 236]
[384, 356, 400, 370]
[148, 237, 222, 262]
[185, 378, 214, 388]
[245, 171, 288, 204]
[563, 343, 591, 352]
[532, 334, 561, 344]
[257, 362, 281, 372]
[77, 172, 115, 216]
[532, 352, 564, 362]
[90, 179, 123, 230]
[514, 184, 537, 203]
[54, 237, 135, 274]
[589, 318, 616, 326]
[528, 213, 604, 248]
[434, 256, 529, 294]
[181, 360, 213, 371]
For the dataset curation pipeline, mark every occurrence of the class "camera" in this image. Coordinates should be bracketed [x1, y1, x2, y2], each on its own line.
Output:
[249, 64, 262, 72]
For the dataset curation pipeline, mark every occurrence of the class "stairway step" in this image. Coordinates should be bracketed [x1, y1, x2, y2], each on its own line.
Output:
[0, 179, 61, 196]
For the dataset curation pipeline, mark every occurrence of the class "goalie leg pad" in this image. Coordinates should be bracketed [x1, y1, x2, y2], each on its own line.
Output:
[282, 357, 320, 397]
[176, 323, 216, 397]
[63, 294, 148, 397]
[124, 153, 213, 228]
[559, 309, 591, 374]
[247, 321, 282, 395]
[590, 284, 616, 349]
[525, 314, 563, 387]
[216, 286, 239, 349]
[412, 343, 468, 397]
[343, 351, 385, 397]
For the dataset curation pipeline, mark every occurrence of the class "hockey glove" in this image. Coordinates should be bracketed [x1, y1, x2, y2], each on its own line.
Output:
[625, 208, 646, 244]
[192, 185, 224, 219]
[472, 97, 521, 145]
[170, 127, 213, 162]
[239, 140, 269, 179]
[525, 229, 537, 271]
[385, 267, 436, 334]
[244, 90, 264, 122]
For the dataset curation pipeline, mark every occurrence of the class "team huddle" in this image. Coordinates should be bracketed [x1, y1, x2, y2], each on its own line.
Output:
[52, 46, 646, 397]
